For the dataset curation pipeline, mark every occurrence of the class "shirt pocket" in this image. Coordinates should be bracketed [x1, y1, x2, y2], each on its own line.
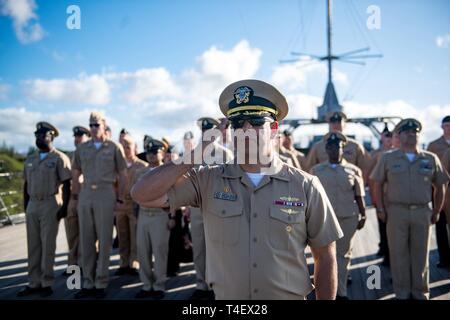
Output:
[268, 205, 306, 251]
[205, 201, 243, 246]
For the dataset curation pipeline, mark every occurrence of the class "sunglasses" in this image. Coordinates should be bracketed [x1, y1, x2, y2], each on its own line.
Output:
[230, 117, 272, 129]
[89, 123, 100, 128]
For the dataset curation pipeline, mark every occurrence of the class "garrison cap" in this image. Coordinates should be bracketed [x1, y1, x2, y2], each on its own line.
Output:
[73, 126, 90, 137]
[145, 138, 168, 153]
[197, 117, 219, 131]
[394, 118, 422, 134]
[324, 131, 347, 146]
[89, 111, 105, 124]
[381, 123, 393, 137]
[183, 131, 194, 140]
[442, 116, 450, 124]
[219, 79, 288, 121]
[35, 122, 59, 137]
[325, 111, 348, 123]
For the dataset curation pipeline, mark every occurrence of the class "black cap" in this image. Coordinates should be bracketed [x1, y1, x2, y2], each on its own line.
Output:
[197, 117, 219, 131]
[35, 122, 59, 137]
[282, 129, 292, 137]
[381, 123, 392, 137]
[73, 126, 91, 137]
[442, 116, 450, 124]
[145, 138, 168, 153]
[120, 128, 129, 135]
[324, 132, 347, 147]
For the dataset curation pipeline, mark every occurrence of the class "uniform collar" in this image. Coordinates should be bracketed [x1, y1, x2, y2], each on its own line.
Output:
[221, 155, 290, 181]
[396, 148, 427, 162]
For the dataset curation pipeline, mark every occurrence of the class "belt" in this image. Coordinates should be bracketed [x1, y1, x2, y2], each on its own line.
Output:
[29, 194, 56, 201]
[82, 183, 114, 190]
[391, 203, 430, 210]
[140, 209, 167, 217]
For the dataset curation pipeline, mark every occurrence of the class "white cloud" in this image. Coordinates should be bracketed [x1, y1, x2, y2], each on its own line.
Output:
[271, 59, 349, 93]
[436, 34, 450, 48]
[3, 39, 450, 154]
[0, 0, 45, 44]
[24, 74, 110, 105]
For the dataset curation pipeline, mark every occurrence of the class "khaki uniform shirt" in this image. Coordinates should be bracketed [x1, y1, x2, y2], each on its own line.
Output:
[305, 137, 370, 173]
[370, 149, 449, 205]
[311, 160, 365, 218]
[441, 149, 450, 215]
[167, 157, 343, 299]
[24, 149, 72, 200]
[72, 139, 127, 187]
[122, 158, 148, 209]
[427, 136, 450, 161]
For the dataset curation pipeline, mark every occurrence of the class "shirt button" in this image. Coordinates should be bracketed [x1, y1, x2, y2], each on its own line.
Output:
[286, 225, 292, 233]
[253, 289, 258, 294]
[253, 263, 257, 268]
[253, 213, 257, 218]
[253, 237, 257, 242]
[221, 210, 226, 215]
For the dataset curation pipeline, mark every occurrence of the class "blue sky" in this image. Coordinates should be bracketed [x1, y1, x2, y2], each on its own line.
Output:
[1, 0, 449, 152]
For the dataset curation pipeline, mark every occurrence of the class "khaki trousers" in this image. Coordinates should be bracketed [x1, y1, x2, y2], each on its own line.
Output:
[64, 198, 80, 266]
[78, 186, 116, 289]
[115, 208, 137, 268]
[190, 207, 209, 291]
[26, 196, 60, 288]
[336, 215, 359, 297]
[386, 203, 432, 300]
[137, 209, 170, 291]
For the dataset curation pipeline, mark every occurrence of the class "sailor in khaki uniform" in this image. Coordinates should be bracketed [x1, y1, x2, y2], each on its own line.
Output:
[304, 111, 371, 174]
[311, 132, 366, 299]
[114, 134, 148, 276]
[282, 129, 306, 169]
[371, 118, 449, 299]
[442, 148, 450, 226]
[135, 138, 171, 300]
[426, 115, 450, 268]
[18, 122, 72, 297]
[132, 79, 343, 300]
[368, 125, 393, 263]
[71, 112, 128, 299]
[64, 126, 90, 275]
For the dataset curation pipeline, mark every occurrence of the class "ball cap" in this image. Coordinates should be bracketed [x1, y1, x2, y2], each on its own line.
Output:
[323, 131, 347, 146]
[197, 117, 219, 130]
[73, 126, 91, 137]
[394, 118, 422, 134]
[219, 79, 288, 121]
[442, 115, 450, 124]
[35, 122, 59, 137]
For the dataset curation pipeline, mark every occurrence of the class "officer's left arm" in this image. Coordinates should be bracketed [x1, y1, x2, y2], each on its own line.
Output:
[57, 180, 71, 220]
[310, 243, 338, 300]
[353, 170, 366, 229]
[431, 155, 450, 223]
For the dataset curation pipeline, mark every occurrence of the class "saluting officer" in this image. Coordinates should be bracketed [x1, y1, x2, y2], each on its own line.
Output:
[311, 132, 366, 300]
[114, 134, 148, 276]
[18, 122, 71, 297]
[304, 111, 371, 174]
[371, 118, 449, 299]
[64, 126, 90, 275]
[427, 115, 450, 268]
[71, 112, 128, 299]
[134, 138, 172, 300]
[132, 79, 343, 300]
